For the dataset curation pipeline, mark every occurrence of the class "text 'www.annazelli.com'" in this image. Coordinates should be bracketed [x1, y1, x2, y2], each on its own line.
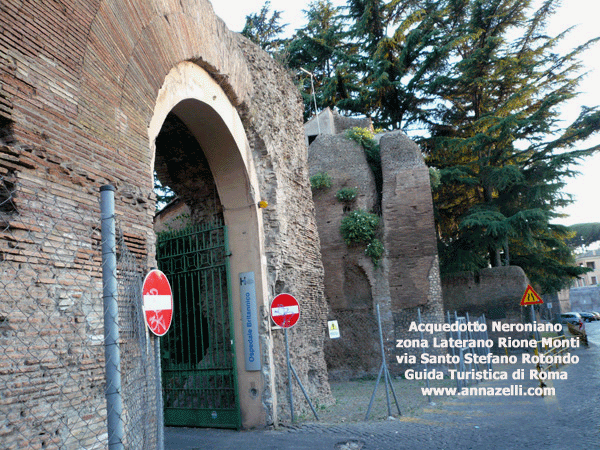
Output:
[421, 385, 556, 397]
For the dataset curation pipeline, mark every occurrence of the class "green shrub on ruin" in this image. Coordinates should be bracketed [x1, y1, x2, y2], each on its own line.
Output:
[366, 238, 384, 266]
[335, 187, 358, 203]
[310, 172, 332, 190]
[340, 209, 379, 246]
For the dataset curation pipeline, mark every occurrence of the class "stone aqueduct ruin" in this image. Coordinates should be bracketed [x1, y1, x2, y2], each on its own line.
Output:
[304, 115, 445, 378]
[0, 0, 444, 446]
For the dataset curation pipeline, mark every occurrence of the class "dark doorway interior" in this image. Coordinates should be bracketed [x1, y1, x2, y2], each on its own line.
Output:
[154, 112, 240, 429]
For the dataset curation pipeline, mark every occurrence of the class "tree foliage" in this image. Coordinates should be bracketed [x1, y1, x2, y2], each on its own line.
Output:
[286, 0, 354, 119]
[566, 223, 600, 249]
[154, 171, 175, 212]
[419, 0, 599, 292]
[241, 1, 288, 54]
[243, 0, 600, 292]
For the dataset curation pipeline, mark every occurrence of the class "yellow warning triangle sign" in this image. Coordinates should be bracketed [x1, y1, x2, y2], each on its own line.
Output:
[520, 284, 544, 306]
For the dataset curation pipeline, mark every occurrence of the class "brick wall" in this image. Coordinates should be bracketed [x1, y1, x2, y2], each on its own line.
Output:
[1, 0, 330, 441]
[380, 131, 441, 311]
[0, 150, 110, 448]
[442, 266, 530, 317]
[569, 286, 600, 312]
[236, 38, 332, 421]
[308, 129, 446, 376]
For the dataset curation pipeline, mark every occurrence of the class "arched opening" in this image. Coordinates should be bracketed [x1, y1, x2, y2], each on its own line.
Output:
[149, 62, 272, 429]
[154, 112, 218, 367]
[154, 106, 239, 428]
[154, 112, 223, 224]
[325, 262, 379, 380]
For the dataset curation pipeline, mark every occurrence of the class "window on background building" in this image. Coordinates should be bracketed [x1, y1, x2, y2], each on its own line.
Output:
[586, 261, 596, 269]
[592, 276, 597, 285]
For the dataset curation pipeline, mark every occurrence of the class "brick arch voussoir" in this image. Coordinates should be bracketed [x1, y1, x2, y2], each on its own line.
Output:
[78, 0, 253, 172]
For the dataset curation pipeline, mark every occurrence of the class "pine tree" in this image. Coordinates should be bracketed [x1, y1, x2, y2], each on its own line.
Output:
[421, 0, 600, 292]
[286, 0, 357, 120]
[241, 1, 288, 55]
[566, 223, 600, 249]
[344, 0, 463, 128]
[247, 0, 599, 291]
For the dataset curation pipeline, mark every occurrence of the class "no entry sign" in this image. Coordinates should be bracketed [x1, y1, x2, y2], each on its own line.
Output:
[271, 293, 300, 328]
[142, 269, 173, 336]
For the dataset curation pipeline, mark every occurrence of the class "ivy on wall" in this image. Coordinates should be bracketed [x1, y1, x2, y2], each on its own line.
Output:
[309, 127, 385, 266]
[340, 209, 383, 266]
[344, 127, 382, 214]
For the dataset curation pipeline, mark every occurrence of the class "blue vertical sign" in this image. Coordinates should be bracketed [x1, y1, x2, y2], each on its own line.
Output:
[240, 272, 261, 371]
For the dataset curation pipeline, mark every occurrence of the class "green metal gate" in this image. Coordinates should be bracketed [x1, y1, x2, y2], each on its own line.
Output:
[156, 221, 240, 429]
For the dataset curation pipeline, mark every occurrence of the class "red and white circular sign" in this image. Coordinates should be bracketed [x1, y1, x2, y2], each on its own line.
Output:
[142, 269, 173, 336]
[270, 293, 300, 328]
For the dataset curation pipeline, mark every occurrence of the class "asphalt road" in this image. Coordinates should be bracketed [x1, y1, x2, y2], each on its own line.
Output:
[165, 321, 600, 449]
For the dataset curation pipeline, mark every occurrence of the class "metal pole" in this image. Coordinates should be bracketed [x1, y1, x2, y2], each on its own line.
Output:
[100, 185, 124, 450]
[289, 364, 319, 420]
[417, 308, 431, 403]
[447, 311, 460, 390]
[376, 305, 391, 416]
[531, 305, 541, 353]
[386, 367, 401, 416]
[147, 265, 165, 450]
[366, 305, 401, 419]
[284, 328, 294, 422]
[481, 314, 492, 371]
[300, 67, 321, 135]
[155, 336, 164, 450]
[454, 311, 464, 389]
[365, 363, 384, 420]
[310, 74, 321, 135]
[381, 303, 401, 416]
[465, 312, 478, 373]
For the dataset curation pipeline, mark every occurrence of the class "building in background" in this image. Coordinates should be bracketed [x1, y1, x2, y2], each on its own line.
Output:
[574, 249, 600, 287]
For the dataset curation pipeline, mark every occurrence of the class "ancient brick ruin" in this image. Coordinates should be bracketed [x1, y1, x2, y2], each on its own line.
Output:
[307, 118, 445, 377]
[0, 0, 479, 447]
[1, 0, 332, 446]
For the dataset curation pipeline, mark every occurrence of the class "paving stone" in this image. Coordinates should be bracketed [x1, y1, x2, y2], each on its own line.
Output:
[166, 323, 600, 449]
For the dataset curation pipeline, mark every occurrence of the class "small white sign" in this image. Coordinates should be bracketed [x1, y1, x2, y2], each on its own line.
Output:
[328, 320, 340, 339]
[240, 272, 261, 371]
[272, 305, 300, 317]
[143, 294, 172, 311]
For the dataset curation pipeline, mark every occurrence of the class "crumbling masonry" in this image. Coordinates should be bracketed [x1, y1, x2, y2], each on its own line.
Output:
[306, 116, 446, 377]
[0, 0, 332, 446]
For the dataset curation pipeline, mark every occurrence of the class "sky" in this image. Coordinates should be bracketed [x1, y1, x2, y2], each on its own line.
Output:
[211, 0, 600, 226]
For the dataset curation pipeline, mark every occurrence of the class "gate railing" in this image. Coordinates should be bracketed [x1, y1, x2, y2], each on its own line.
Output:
[157, 221, 240, 429]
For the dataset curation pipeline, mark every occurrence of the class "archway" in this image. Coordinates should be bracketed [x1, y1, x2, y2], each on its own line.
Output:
[149, 61, 272, 429]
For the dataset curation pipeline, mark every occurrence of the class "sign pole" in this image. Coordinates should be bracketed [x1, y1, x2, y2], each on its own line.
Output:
[154, 335, 164, 450]
[284, 327, 295, 422]
[271, 294, 319, 422]
[146, 267, 165, 450]
[531, 304, 541, 352]
[530, 304, 535, 325]
[142, 268, 172, 448]
[520, 285, 543, 352]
